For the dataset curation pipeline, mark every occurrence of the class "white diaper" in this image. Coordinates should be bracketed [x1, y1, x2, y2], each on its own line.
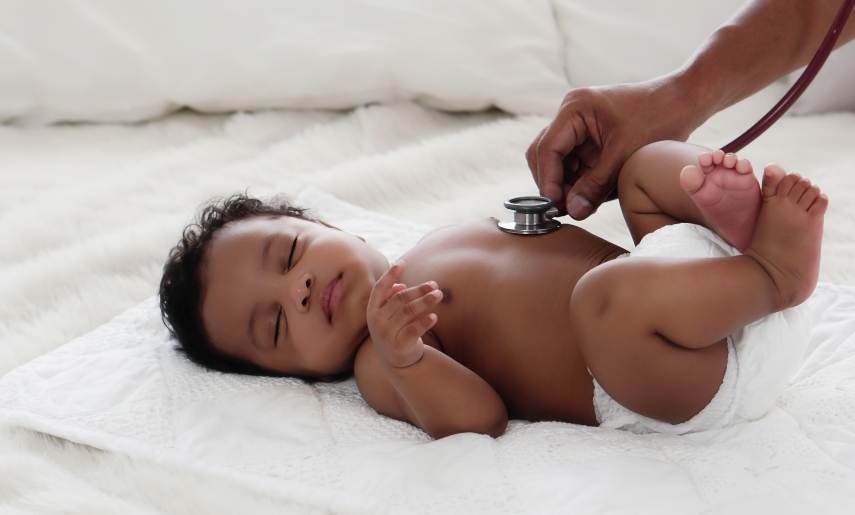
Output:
[592, 224, 812, 435]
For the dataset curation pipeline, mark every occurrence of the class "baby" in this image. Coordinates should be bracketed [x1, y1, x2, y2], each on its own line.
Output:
[159, 140, 826, 438]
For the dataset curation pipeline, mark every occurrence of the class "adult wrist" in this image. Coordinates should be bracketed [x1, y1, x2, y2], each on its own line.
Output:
[646, 69, 716, 142]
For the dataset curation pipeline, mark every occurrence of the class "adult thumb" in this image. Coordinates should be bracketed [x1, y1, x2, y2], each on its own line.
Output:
[565, 152, 622, 220]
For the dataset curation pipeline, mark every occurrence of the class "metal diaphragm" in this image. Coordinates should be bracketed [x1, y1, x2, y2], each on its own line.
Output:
[498, 195, 561, 235]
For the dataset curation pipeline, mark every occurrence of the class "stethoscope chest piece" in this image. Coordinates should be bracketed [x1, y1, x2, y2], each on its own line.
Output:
[498, 195, 561, 235]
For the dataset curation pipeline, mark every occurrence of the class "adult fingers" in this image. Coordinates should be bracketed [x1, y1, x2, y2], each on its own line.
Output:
[564, 145, 623, 220]
[533, 110, 589, 204]
[526, 126, 547, 180]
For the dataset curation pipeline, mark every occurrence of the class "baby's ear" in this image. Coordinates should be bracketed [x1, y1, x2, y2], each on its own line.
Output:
[318, 220, 366, 242]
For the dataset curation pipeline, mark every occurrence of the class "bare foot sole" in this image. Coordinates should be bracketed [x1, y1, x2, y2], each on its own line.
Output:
[680, 149, 761, 252]
[744, 164, 827, 310]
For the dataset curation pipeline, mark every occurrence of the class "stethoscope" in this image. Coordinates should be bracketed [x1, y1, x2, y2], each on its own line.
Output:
[498, 196, 561, 235]
[500, 0, 855, 236]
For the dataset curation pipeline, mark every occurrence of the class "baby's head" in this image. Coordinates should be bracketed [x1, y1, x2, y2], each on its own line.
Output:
[159, 194, 389, 378]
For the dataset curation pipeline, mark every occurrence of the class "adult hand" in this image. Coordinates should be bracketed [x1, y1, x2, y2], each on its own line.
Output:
[526, 81, 697, 220]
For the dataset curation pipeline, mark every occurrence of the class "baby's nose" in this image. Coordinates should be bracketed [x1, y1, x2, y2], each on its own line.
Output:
[292, 273, 314, 313]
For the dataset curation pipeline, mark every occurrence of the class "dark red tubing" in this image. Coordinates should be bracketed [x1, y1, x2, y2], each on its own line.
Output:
[721, 0, 855, 153]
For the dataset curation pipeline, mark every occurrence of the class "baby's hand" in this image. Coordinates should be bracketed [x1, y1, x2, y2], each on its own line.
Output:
[367, 261, 442, 368]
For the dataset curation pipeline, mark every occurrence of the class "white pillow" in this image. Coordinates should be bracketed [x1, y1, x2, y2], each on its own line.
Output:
[553, 0, 746, 87]
[0, 0, 569, 124]
[787, 39, 855, 115]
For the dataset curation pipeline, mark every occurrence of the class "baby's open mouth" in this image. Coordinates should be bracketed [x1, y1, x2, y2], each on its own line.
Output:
[321, 274, 344, 323]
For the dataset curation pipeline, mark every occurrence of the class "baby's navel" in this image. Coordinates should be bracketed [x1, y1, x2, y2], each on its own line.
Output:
[440, 289, 452, 304]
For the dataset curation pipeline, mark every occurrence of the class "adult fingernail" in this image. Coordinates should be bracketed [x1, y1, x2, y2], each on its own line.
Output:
[567, 194, 591, 219]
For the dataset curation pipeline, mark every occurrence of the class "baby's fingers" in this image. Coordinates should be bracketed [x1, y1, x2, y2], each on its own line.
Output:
[382, 313, 437, 368]
[399, 313, 438, 346]
[385, 280, 438, 310]
[370, 261, 406, 308]
[390, 288, 442, 327]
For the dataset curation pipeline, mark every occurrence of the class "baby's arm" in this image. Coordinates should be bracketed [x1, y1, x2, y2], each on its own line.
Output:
[355, 261, 508, 439]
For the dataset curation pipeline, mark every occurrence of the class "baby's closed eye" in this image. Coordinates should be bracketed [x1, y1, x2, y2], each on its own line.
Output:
[283, 236, 298, 271]
[274, 305, 283, 347]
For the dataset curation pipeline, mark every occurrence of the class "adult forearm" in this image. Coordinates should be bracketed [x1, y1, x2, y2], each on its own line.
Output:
[381, 346, 508, 439]
[673, 0, 855, 126]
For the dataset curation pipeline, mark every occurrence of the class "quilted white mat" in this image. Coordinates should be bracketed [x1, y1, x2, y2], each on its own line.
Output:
[2, 188, 855, 515]
[1, 91, 855, 513]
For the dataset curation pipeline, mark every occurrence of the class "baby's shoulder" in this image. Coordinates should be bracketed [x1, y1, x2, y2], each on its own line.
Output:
[401, 219, 498, 274]
[415, 218, 498, 246]
[416, 223, 453, 244]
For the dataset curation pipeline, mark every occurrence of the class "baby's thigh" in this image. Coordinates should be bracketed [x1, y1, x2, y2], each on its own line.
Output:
[585, 331, 729, 425]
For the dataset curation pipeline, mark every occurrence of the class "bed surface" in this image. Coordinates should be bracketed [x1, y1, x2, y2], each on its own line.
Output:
[2, 85, 855, 513]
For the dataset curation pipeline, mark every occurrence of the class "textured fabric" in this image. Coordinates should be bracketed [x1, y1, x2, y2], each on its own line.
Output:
[2, 99, 855, 513]
[553, 0, 745, 87]
[1, 198, 853, 515]
[0, 0, 568, 123]
[789, 40, 855, 115]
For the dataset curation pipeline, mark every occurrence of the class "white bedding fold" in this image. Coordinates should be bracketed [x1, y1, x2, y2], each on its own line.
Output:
[2, 98, 854, 513]
[2, 189, 855, 514]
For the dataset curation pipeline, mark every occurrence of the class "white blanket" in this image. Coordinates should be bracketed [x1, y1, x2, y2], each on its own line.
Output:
[2, 188, 855, 514]
[2, 93, 855, 513]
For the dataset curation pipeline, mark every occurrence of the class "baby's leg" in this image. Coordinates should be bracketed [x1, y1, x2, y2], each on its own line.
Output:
[618, 140, 760, 251]
[572, 168, 827, 424]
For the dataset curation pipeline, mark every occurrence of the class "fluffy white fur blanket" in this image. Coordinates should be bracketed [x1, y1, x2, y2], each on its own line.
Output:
[1, 85, 855, 513]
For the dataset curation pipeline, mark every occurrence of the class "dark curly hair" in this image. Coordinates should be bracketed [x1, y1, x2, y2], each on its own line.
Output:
[159, 193, 314, 376]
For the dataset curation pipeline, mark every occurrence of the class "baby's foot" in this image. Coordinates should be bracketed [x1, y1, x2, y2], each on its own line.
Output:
[680, 150, 761, 252]
[744, 164, 827, 311]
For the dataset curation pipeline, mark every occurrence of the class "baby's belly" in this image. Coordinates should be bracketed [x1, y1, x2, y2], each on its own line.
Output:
[454, 327, 599, 425]
[431, 273, 599, 425]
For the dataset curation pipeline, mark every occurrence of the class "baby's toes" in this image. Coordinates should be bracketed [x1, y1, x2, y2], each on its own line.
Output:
[788, 178, 812, 203]
[787, 177, 810, 203]
[697, 152, 716, 173]
[776, 173, 803, 199]
[809, 193, 829, 216]
[761, 164, 787, 198]
[680, 165, 706, 194]
[711, 149, 725, 165]
[723, 153, 738, 169]
[735, 158, 753, 175]
[797, 184, 822, 210]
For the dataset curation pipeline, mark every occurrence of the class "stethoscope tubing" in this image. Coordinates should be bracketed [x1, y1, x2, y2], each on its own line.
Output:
[721, 0, 855, 153]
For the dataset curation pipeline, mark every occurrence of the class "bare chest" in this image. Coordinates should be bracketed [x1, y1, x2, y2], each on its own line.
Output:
[398, 219, 625, 424]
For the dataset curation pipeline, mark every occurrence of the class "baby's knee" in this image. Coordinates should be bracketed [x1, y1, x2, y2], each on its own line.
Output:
[619, 141, 674, 193]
